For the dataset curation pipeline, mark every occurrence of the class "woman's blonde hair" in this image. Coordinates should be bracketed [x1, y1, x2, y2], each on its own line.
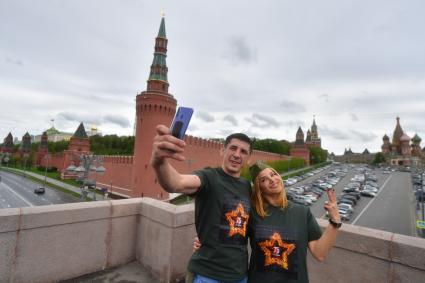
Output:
[251, 167, 288, 218]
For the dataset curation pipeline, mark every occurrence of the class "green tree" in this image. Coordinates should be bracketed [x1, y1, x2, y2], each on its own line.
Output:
[373, 152, 386, 165]
[310, 147, 328, 165]
[48, 140, 69, 153]
[90, 135, 134, 155]
[252, 139, 291, 155]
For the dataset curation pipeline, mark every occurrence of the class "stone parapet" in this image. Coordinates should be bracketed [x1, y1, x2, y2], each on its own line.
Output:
[137, 198, 195, 283]
[0, 199, 140, 283]
[1, 199, 425, 283]
[308, 218, 425, 282]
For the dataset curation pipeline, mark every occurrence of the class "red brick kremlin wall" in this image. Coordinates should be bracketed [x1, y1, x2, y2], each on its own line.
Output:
[96, 137, 288, 198]
[132, 135, 289, 199]
[41, 137, 288, 199]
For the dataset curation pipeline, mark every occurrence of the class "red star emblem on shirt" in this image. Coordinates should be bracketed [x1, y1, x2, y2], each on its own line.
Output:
[259, 232, 296, 270]
[225, 203, 249, 237]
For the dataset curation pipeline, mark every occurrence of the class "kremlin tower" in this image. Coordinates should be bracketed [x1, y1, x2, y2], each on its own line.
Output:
[132, 16, 177, 198]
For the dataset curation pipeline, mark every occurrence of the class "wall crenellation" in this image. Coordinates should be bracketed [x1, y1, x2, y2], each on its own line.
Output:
[183, 135, 224, 150]
[100, 155, 134, 164]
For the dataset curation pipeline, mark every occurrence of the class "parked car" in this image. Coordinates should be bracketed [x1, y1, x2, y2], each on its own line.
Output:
[360, 190, 376, 197]
[343, 187, 359, 193]
[340, 213, 351, 221]
[311, 187, 324, 196]
[365, 181, 378, 187]
[363, 185, 378, 193]
[338, 199, 355, 206]
[338, 203, 354, 212]
[303, 194, 318, 202]
[291, 197, 311, 206]
[340, 195, 357, 204]
[344, 192, 361, 200]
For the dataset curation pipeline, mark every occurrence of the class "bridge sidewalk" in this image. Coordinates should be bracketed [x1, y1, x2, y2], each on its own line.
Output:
[59, 262, 162, 283]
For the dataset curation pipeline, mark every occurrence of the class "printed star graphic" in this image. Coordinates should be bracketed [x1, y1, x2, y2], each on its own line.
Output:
[259, 232, 296, 270]
[225, 203, 249, 237]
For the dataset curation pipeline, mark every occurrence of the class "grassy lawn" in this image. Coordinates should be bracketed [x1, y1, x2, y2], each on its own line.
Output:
[26, 167, 81, 187]
[170, 194, 194, 205]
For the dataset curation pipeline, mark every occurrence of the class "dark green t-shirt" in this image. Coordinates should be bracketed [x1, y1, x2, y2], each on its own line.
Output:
[188, 167, 252, 281]
[248, 203, 322, 283]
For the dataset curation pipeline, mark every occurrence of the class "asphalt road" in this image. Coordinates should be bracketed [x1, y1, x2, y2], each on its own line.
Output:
[0, 170, 79, 209]
[352, 171, 415, 236]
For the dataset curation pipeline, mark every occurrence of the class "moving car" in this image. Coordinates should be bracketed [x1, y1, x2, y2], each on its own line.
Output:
[34, 187, 45, 194]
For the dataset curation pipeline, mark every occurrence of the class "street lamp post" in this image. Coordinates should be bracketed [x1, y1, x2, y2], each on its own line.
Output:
[42, 154, 50, 189]
[0, 153, 4, 182]
[66, 154, 106, 201]
[22, 153, 29, 178]
[4, 153, 10, 168]
[0, 153, 10, 183]
[421, 173, 425, 223]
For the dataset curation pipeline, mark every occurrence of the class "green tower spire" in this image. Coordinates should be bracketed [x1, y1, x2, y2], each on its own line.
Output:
[73, 122, 88, 139]
[157, 17, 166, 38]
[148, 16, 168, 83]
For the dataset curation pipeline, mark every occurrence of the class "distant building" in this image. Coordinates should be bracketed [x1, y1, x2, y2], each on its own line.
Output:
[1, 133, 14, 153]
[334, 147, 375, 164]
[86, 124, 101, 137]
[290, 127, 310, 166]
[305, 118, 321, 148]
[20, 132, 32, 157]
[381, 117, 423, 166]
[290, 118, 324, 165]
[34, 126, 73, 143]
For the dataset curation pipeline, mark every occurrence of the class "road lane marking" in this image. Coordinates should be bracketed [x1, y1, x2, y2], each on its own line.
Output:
[351, 174, 392, 225]
[1, 182, 34, 207]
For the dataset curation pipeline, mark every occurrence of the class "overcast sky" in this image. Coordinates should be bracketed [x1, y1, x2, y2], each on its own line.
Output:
[1, 0, 424, 155]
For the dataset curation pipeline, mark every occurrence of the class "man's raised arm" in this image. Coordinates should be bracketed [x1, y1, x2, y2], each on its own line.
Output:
[150, 125, 201, 195]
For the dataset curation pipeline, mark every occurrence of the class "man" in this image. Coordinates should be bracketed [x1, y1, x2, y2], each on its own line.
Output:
[151, 125, 253, 283]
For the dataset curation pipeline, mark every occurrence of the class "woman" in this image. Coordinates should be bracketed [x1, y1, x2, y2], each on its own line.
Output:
[192, 162, 341, 283]
[248, 162, 340, 283]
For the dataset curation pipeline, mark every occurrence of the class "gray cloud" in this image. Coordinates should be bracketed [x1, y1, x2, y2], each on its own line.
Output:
[223, 114, 238, 126]
[5, 57, 23, 66]
[188, 124, 199, 131]
[219, 129, 235, 137]
[280, 100, 306, 113]
[57, 112, 100, 125]
[196, 111, 215, 123]
[245, 113, 280, 128]
[320, 125, 351, 140]
[2, 1, 425, 155]
[349, 113, 358, 121]
[283, 120, 305, 128]
[57, 112, 130, 128]
[349, 130, 378, 142]
[223, 36, 256, 65]
[103, 114, 130, 128]
[318, 94, 330, 102]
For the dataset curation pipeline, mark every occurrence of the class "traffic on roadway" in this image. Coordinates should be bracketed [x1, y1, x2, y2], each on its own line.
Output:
[0, 170, 79, 209]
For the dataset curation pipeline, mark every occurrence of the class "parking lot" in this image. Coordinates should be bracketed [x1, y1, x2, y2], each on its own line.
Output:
[285, 164, 417, 237]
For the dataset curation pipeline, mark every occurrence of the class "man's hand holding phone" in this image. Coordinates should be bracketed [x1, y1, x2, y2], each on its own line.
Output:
[150, 107, 193, 168]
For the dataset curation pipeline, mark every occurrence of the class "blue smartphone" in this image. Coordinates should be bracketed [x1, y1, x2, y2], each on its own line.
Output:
[171, 107, 194, 139]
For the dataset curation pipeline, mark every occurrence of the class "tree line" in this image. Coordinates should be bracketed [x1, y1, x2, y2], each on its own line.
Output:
[4, 136, 327, 167]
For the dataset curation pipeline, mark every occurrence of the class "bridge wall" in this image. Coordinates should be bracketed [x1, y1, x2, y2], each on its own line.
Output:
[2, 198, 423, 283]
